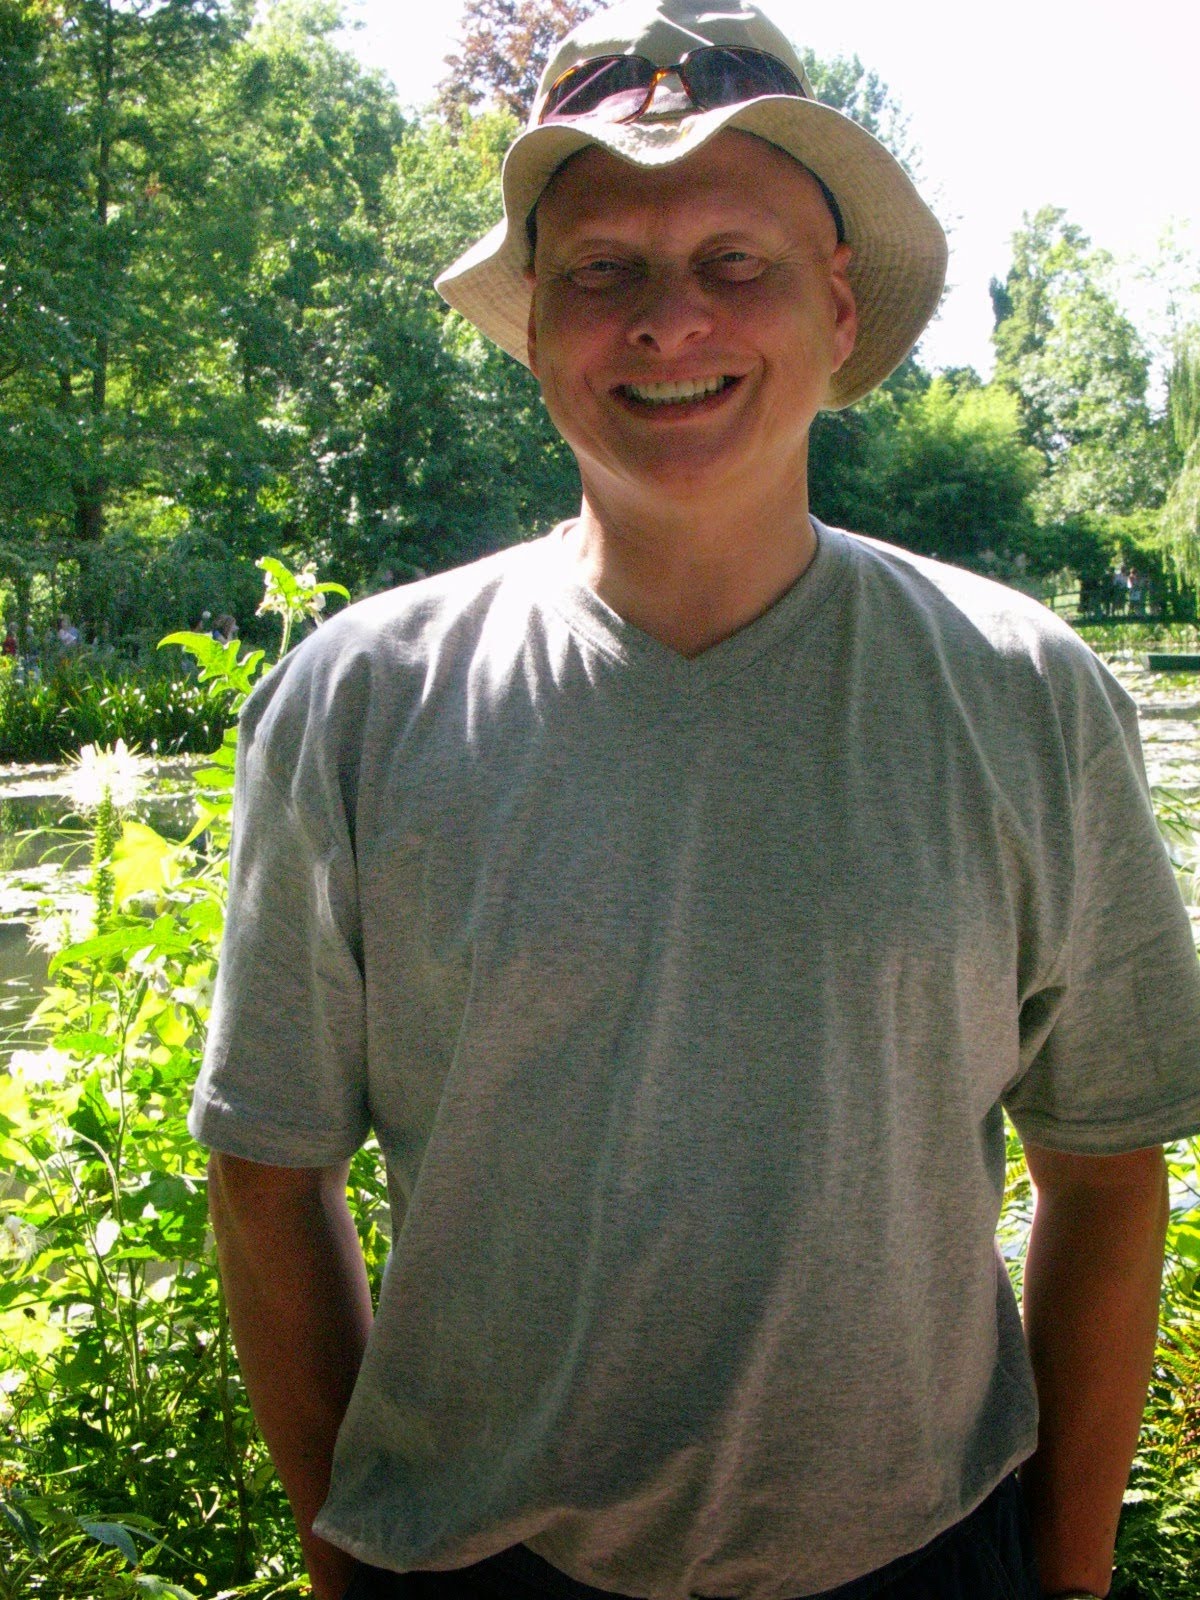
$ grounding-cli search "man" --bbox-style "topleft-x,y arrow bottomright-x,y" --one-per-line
191,3 -> 1200,1598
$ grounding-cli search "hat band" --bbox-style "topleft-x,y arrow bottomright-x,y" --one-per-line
539,46 -> 807,126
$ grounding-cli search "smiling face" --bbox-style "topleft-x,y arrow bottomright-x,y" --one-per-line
526,130 -> 857,533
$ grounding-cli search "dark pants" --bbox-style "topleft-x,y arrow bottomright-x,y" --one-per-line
342,1474 -> 1042,1600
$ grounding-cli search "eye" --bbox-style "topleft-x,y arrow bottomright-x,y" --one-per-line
565,258 -> 637,289
703,250 -> 765,282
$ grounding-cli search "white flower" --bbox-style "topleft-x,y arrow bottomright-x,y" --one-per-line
129,948 -> 171,995
0,1214 -> 39,1261
6,1047 -> 72,1086
172,973 -> 214,1010
94,1217 -> 119,1257
27,894 -> 95,955
66,739 -> 146,813
257,561 -> 315,619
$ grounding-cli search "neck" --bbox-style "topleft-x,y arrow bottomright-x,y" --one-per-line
566,475 -> 817,658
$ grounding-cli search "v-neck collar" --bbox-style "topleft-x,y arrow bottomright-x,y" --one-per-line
541,517 -> 851,698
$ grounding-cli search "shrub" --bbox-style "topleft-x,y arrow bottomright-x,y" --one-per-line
0,564 -> 358,1596
0,659 -> 233,764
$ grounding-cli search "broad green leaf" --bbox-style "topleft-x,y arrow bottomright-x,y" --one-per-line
113,822 -> 180,904
153,1005 -> 192,1048
134,1576 -> 198,1599
0,1075 -> 32,1133
79,1517 -> 140,1565
50,919 -> 193,975
56,1030 -> 120,1059
20,1497 -> 78,1529
0,1498 -> 43,1554
1166,1217 -> 1200,1269
48,925 -> 159,974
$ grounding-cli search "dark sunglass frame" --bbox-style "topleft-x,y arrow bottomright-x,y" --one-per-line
538,46 -> 808,126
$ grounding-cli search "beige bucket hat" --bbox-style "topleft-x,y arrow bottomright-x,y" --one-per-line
435,0 -> 947,410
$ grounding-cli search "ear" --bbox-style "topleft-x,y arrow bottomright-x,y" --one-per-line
524,268 -> 539,375
828,242 -> 857,375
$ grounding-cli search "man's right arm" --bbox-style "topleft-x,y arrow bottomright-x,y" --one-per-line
208,1150 -> 375,1600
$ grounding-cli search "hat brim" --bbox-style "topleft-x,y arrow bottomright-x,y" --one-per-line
435,96 -> 947,410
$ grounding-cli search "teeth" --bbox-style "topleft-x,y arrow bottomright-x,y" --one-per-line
625,376 -> 730,404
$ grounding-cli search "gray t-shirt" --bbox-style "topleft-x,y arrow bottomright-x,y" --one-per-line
191,521 -> 1200,1599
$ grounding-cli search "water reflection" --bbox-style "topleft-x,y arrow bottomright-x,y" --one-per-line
0,756 -> 200,1039
0,922 -> 48,1037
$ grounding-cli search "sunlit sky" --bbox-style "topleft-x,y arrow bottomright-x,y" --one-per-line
336,0 -> 1198,382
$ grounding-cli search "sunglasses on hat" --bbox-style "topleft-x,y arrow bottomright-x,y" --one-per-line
538,46 -> 807,125
536,46 -> 844,244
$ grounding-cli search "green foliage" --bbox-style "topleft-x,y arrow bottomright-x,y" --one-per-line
1073,621 -> 1200,653
799,48 -> 922,180
62,516 -> 267,658
862,377 -> 1043,570
0,659 -> 232,764
0,0 -> 88,541
0,0 -> 591,617
1042,509 -> 1194,624
810,368 -> 1051,581
0,683 -> 267,1589
991,208 -> 1167,522
254,557 -> 348,658
0,0 -> 239,559
1160,332 -> 1200,590
0,560 -> 374,1596
1120,778 -> 1200,1593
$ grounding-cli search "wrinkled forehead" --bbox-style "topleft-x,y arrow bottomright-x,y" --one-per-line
529,132 -> 843,256
533,0 -> 814,119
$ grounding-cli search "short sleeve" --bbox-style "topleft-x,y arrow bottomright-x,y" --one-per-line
189,668 -> 370,1166
1005,688 -> 1200,1153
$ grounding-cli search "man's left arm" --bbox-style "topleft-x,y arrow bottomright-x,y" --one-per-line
1020,1139 -> 1169,1598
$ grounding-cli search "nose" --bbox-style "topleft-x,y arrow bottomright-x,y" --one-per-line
626,267 -> 715,357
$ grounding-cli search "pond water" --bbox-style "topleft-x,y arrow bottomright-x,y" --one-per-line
1109,660 -> 1200,798
0,659 -> 1196,1042
0,756 -> 201,1043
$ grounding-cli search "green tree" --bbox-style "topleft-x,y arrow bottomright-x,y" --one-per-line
0,0 -> 247,637
0,0 -> 435,635
991,207 -> 1166,522
808,359 -> 926,531
799,48 -> 921,179
1159,330 -> 1200,589
354,108 -> 579,578
38,0 -> 234,546
166,0 -> 410,573
0,0 -> 93,616
848,377 -> 1045,573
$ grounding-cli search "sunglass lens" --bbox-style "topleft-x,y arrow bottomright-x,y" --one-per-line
683,47 -> 806,109
542,55 -> 655,121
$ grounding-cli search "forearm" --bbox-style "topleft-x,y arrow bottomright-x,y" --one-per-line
1020,1143 -> 1168,1597
209,1152 -> 375,1600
